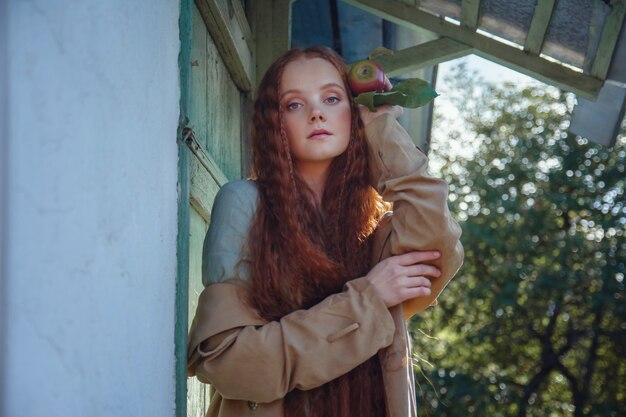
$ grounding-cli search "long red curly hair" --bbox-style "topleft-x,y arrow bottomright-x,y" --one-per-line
248,46 -> 388,417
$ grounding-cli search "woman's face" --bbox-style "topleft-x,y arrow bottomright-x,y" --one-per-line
279,57 -> 352,173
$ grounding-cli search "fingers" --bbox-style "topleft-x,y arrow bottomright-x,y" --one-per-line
391,104 -> 403,118
358,103 -> 403,127
403,263 -> 441,279
402,286 -> 431,299
371,104 -> 403,118
397,276 -> 433,302
365,250 -> 443,308
394,250 -> 441,266
400,275 -> 432,289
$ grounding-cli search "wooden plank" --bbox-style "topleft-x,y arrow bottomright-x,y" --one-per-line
372,37 -> 472,76
186,207 -> 210,417
204,30 -> 243,180
250,0 -> 273,80
524,0 -> 556,55
185,127 -> 225,417
273,0 -> 293,54
342,0 -> 604,99
251,0 -> 293,84
195,0 -> 254,91
190,153 -> 223,222
461,0 -> 481,30
184,128 -> 229,191
591,0 -> 626,79
191,5 -> 209,150
190,4 -> 243,179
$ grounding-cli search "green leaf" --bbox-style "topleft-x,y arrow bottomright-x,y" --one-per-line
354,91 -> 378,112
353,78 -> 438,111
390,78 -> 439,107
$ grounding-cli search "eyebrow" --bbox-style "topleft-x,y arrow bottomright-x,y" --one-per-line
280,82 -> 346,100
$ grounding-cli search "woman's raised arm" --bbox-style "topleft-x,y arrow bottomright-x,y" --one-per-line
362,109 -> 464,318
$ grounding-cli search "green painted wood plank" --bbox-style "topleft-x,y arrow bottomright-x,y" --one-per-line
461,0 -> 481,30
185,128 -> 229,192
204,32 -> 243,180
190,155 -> 222,222
591,0 -> 626,79
187,207 -> 210,417
524,0 -> 556,55
342,0 -> 603,99
195,0 -> 254,91
190,3 -> 244,181
191,5 -> 209,150
372,37 -> 472,77
175,2 -> 193,416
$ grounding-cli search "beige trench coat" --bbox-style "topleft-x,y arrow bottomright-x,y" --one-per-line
187,114 -> 465,417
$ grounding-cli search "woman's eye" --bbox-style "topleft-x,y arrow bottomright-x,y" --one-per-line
325,96 -> 340,104
286,102 -> 301,111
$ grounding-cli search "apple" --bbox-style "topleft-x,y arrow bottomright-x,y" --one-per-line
348,59 -> 386,95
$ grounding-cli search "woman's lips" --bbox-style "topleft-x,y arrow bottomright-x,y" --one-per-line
307,129 -> 332,140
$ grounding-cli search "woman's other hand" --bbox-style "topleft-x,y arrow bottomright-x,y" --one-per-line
364,251 -> 441,308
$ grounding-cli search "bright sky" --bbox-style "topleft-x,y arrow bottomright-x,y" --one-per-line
440,54 -> 537,87
429,54 -> 543,171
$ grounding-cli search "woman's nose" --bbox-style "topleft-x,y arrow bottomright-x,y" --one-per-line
309,107 -> 326,122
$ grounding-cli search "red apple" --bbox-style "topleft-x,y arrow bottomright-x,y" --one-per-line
348,59 -> 386,95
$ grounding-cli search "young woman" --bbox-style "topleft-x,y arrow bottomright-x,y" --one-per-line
187,46 -> 464,417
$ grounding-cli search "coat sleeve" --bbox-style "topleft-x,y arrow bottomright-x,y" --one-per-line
365,113 -> 464,318
187,181 -> 396,404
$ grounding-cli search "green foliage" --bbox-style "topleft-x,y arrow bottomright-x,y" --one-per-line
412,65 -> 626,417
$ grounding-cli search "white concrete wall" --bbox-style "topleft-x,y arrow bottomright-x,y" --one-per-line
2,1 -> 180,416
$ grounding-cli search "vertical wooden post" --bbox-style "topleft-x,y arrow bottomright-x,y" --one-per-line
250,0 -> 293,84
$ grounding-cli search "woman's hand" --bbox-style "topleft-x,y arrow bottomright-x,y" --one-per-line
358,104 -> 403,127
357,75 -> 402,127
365,251 -> 441,308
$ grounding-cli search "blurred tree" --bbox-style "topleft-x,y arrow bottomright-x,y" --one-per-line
412,65 -> 626,417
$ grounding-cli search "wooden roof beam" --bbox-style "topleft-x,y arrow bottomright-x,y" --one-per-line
342,0 -> 603,99
591,0 -> 626,79
461,0 -> 481,30
373,37 -> 473,77
524,0 -> 556,55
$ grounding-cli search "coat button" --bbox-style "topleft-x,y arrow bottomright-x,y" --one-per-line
248,401 -> 258,410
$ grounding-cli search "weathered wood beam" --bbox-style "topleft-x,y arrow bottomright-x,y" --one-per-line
196,0 -> 254,91
372,37 -> 473,77
342,0 -> 603,99
591,0 -> 626,79
251,0 -> 293,83
461,0 -> 481,30
524,0 -> 556,55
